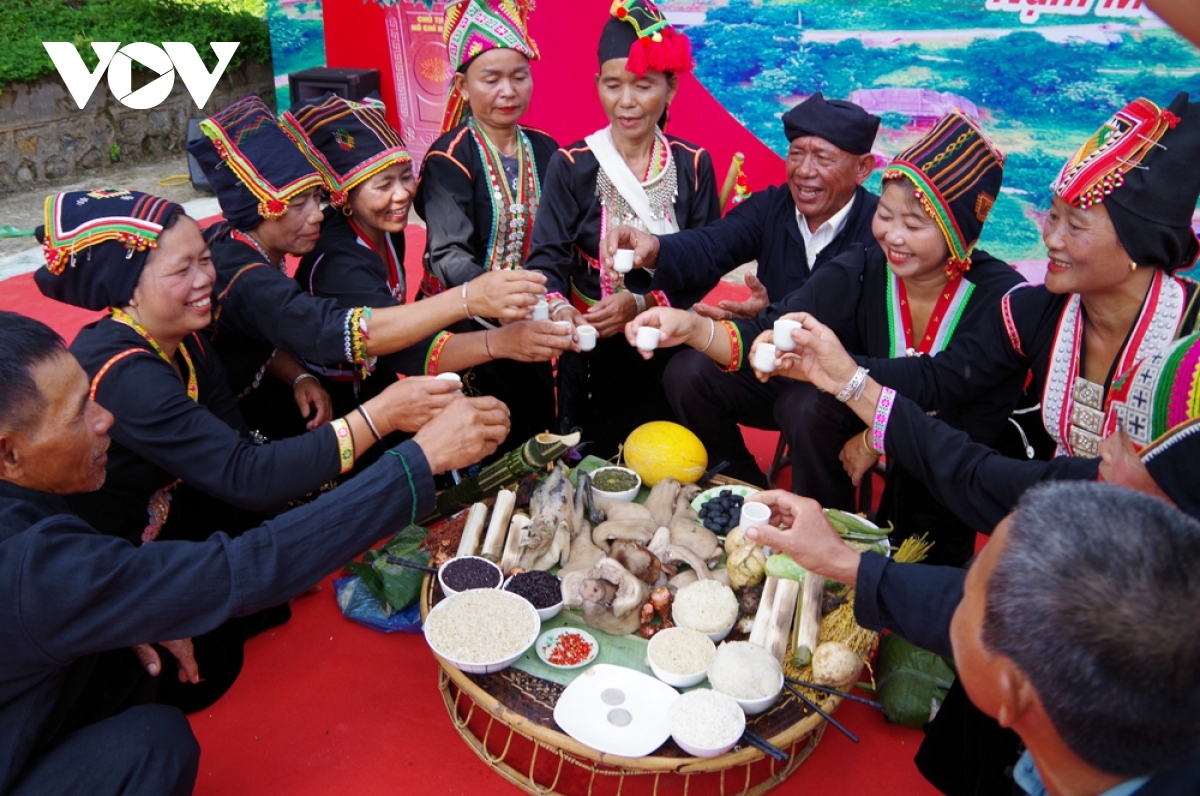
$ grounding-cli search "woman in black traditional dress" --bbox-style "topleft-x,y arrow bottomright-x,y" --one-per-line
186,95 -> 544,440
34,190 -> 462,711
283,92 -> 570,436
627,112 -> 1024,565
413,0 -> 562,451
525,0 -> 720,458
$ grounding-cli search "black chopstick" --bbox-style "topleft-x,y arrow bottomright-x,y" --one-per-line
384,555 -> 439,574
785,678 -> 882,710
742,729 -> 789,762
784,683 -> 859,744
698,460 -> 730,486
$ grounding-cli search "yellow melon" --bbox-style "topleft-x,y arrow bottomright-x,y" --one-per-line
623,421 -> 708,487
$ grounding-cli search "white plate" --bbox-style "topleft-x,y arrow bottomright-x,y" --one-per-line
553,664 -> 681,758
537,627 -> 599,669
690,485 -> 761,526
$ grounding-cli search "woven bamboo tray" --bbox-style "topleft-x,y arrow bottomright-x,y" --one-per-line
418,474 -> 875,796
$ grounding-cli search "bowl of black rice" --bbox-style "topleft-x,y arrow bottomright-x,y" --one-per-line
504,569 -> 563,621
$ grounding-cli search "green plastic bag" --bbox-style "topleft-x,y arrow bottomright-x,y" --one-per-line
873,634 -> 957,729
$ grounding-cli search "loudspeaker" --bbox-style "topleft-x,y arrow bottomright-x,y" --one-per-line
185,117 -> 211,193
287,67 -> 381,109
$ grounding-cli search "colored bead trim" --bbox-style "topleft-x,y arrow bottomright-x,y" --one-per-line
872,387 -> 896,456
331,418 -> 355,474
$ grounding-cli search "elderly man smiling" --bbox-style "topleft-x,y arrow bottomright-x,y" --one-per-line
0,311 -> 509,795
745,483 -> 1200,795
600,92 -> 880,317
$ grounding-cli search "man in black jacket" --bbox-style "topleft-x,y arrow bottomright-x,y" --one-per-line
601,92 -> 881,318
745,483 -> 1200,795
0,312 -> 509,795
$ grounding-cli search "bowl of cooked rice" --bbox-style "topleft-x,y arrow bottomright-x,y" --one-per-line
646,627 -> 716,688
707,641 -> 784,715
424,589 -> 540,674
668,689 -> 746,758
671,580 -> 739,642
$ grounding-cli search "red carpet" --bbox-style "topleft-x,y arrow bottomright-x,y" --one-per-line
1,225 -> 937,795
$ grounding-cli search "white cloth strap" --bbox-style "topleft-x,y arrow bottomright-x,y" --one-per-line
585,127 -> 680,235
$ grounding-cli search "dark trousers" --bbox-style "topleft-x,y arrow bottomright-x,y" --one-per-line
558,336 -> 678,461
664,349 -> 860,508
12,704 -> 199,796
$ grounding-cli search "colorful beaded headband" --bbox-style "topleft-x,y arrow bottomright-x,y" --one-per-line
282,96 -> 411,209
607,0 -> 693,77
1053,98 -> 1181,210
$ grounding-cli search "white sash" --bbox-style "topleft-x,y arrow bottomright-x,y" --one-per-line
585,127 -> 679,236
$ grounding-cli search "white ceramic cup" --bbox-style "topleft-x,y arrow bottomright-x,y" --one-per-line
576,324 -> 597,351
613,249 -> 635,274
436,372 -> 462,385
739,501 -> 771,532
773,319 -> 802,352
636,326 -> 661,351
752,342 -> 777,373
553,320 -> 574,333
532,299 -> 550,321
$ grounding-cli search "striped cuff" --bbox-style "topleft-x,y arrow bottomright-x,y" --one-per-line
650,289 -> 670,308
871,387 -> 897,456
717,321 -> 743,372
424,332 -> 452,376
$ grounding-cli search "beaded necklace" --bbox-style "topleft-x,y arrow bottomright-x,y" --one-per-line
110,307 -> 198,403
469,118 -> 540,272
231,229 -> 285,272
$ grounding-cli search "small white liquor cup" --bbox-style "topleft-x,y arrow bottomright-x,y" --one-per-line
738,501 -> 771,532
613,249 -> 635,274
773,319 -> 802,352
532,299 -> 550,321
576,325 -> 597,351
635,326 -> 661,352
753,342 -> 777,373
436,372 -> 463,389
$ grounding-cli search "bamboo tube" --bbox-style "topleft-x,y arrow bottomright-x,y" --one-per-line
480,489 -> 516,562
456,502 -> 489,558
430,431 -> 581,521
719,152 -> 746,208
748,575 -> 779,648
764,577 -> 801,663
499,514 -> 531,575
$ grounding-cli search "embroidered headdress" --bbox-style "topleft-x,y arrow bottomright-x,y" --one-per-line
598,0 -> 693,78
186,95 -> 324,230
1053,92 -> 1200,271
33,189 -> 183,310
282,94 -> 411,209
1104,330 -> 1200,518
882,111 -> 1006,279
440,0 -> 538,134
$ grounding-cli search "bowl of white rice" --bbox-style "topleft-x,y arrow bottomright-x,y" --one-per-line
707,641 -> 784,715
646,627 -> 716,688
668,689 -> 745,758
424,589 -> 540,674
671,580 -> 739,642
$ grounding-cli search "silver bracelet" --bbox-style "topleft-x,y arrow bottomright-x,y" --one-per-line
356,404 -> 383,443
292,372 -> 318,389
549,300 -> 570,317
698,317 -> 717,352
835,366 -> 869,403
461,282 -> 470,318
633,292 -> 647,314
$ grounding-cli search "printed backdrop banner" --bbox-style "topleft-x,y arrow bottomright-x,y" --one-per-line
318,0 -> 1200,271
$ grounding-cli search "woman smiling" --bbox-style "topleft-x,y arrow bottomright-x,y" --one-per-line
283,94 -> 570,437
34,190 -> 464,711
525,0 -> 719,458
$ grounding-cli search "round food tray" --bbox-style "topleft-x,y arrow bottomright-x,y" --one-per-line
419,475 -> 876,796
